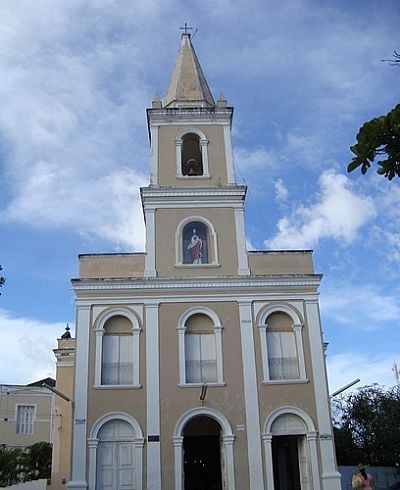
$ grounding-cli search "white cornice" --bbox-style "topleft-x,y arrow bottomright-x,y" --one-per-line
72,275 -> 322,293
141,186 -> 246,198
147,108 -> 233,126
140,186 -> 247,208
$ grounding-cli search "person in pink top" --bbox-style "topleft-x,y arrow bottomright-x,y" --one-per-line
352,463 -> 375,489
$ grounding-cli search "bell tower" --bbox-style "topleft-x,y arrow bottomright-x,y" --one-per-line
141,32 -> 250,278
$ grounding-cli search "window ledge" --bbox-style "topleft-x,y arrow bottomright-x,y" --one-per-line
175,263 -> 221,269
178,382 -> 226,388
262,379 -> 308,386
94,384 -> 142,390
176,175 -> 211,179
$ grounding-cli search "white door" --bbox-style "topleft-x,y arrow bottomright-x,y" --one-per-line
118,442 -> 135,490
97,420 -> 135,490
97,441 -> 135,490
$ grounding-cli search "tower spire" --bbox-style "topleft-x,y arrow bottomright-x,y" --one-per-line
163,31 -> 215,109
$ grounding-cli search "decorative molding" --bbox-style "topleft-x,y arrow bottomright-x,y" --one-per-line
73,275 -> 322,292
141,185 -> 246,200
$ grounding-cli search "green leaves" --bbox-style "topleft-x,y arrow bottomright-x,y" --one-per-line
348,104 -> 400,180
332,385 -> 400,467
0,442 -> 52,486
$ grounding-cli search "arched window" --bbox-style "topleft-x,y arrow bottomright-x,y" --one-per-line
182,133 -> 203,176
177,308 -> 224,386
258,306 -> 307,383
94,309 -> 141,388
102,316 -> 133,385
182,221 -> 209,264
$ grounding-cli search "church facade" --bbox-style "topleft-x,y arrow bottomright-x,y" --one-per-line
68,33 -> 341,490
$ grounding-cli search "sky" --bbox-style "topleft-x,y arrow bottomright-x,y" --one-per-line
0,0 -> 399,394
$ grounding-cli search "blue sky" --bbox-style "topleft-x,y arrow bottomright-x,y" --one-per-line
0,0 -> 399,392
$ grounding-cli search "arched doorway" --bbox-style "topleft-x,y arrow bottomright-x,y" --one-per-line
263,408 -> 320,490
96,419 -> 135,490
183,416 -> 222,489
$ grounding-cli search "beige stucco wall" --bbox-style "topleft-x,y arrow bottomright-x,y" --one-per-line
50,338 -> 75,490
0,388 -> 52,448
79,254 -> 145,279
249,251 -> 315,275
155,207 -> 239,276
157,125 -> 228,186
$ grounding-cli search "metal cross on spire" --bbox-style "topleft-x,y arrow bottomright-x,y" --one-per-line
179,22 -> 193,36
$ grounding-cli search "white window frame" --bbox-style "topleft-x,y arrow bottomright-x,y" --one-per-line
175,128 -> 210,179
175,216 -> 220,267
16,404 -> 36,434
258,305 -> 307,384
94,309 -> 142,389
177,307 -> 224,386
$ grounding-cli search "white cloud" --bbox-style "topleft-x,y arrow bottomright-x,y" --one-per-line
321,284 -> 400,328
0,309 -> 69,385
234,147 -> 277,172
327,353 -> 399,394
274,179 -> 288,202
266,170 -> 376,249
0,2 -> 151,250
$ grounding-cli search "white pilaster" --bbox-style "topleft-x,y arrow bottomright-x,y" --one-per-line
294,323 -> 307,380
67,304 -> 91,490
172,436 -> 184,490
223,124 -> 236,184
307,431 -> 321,490
175,139 -> 182,176
135,438 -> 145,490
238,301 -> 264,490
262,433 -> 274,490
145,303 -> 161,489
94,328 -> 103,386
222,434 -> 236,490
144,208 -> 156,278
258,324 -> 270,381
234,208 -> 250,276
199,138 -> 210,177
87,439 -> 98,490
150,125 -> 159,185
305,299 -> 341,490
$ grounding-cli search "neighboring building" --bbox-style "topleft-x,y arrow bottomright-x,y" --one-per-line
50,327 -> 75,490
68,33 -> 341,490
0,378 -> 55,449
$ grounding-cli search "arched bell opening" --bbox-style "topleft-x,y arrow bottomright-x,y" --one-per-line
181,133 -> 203,176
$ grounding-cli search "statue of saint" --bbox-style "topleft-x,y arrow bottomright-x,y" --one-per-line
187,229 -> 203,264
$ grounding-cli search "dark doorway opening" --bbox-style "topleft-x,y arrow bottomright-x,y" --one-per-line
272,435 -> 301,490
183,416 -> 222,490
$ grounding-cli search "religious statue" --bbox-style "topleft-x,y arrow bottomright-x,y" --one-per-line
187,229 -> 203,264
